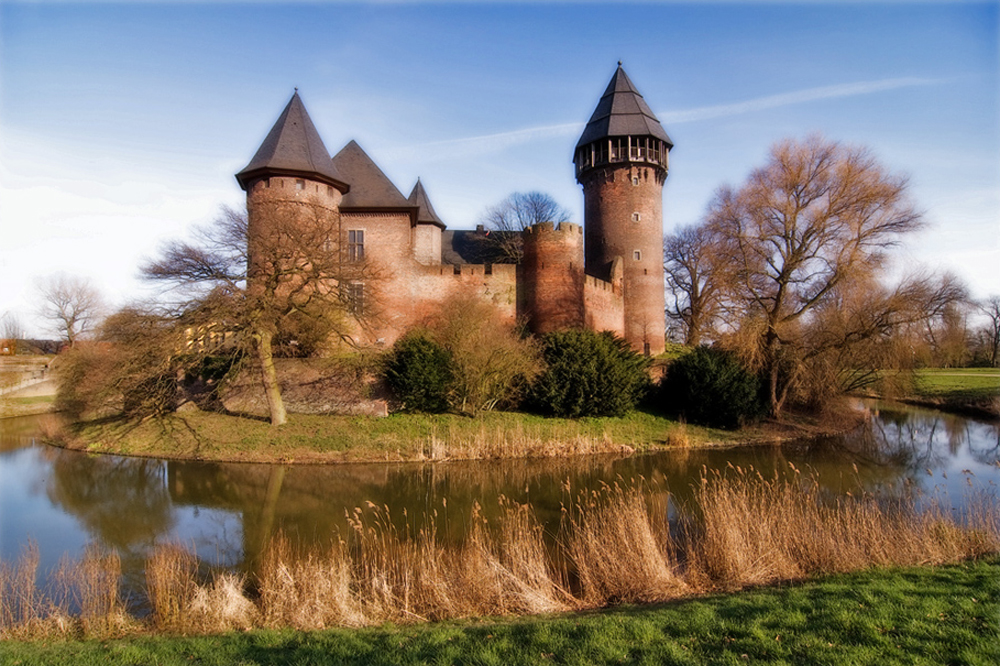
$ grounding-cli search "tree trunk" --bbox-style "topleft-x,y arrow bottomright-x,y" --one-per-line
255,328 -> 287,426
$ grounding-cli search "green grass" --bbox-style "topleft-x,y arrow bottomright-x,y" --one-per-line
912,368 -> 1000,403
62,408 -> 748,464
2,559 -> 996,665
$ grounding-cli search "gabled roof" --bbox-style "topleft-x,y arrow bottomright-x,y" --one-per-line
407,179 -> 446,230
331,141 -> 415,215
576,63 -> 673,149
236,91 -> 349,192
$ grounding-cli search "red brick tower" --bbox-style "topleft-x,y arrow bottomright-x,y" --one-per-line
574,64 -> 672,356
236,91 -> 350,274
521,222 -> 585,334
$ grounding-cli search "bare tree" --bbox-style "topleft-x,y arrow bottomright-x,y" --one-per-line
479,191 -> 572,263
1,312 -> 26,341
976,295 -> 1000,367
709,135 -> 924,416
36,274 -> 104,346
143,202 -> 377,426
663,220 -> 735,345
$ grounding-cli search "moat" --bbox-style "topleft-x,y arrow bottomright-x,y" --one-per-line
2,402 -> 998,609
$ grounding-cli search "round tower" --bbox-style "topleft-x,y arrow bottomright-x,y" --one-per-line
521,222 -> 585,334
574,64 -> 672,356
236,91 -> 350,279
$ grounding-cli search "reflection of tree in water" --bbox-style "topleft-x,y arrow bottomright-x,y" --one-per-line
47,453 -> 174,551
46,451 -> 177,607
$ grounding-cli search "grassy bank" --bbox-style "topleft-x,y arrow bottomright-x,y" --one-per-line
2,558 -> 996,665
902,368 -> 999,419
56,408 -> 781,464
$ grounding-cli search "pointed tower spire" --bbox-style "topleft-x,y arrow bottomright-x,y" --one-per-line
236,91 -> 349,192
575,63 -> 673,153
408,179 -> 446,230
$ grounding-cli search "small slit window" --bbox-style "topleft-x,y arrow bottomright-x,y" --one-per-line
631,212 -> 641,222
633,250 -> 641,261
632,176 -> 640,186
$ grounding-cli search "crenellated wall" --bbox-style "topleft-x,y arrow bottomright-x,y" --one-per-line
520,222 -> 585,334
583,273 -> 625,337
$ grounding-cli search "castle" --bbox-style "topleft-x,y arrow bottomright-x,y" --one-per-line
236,64 -> 672,356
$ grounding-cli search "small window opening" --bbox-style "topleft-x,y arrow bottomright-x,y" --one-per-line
632,212 -> 641,222
295,179 -> 305,190
633,250 -> 641,261
632,176 -> 640,186
348,230 -> 365,262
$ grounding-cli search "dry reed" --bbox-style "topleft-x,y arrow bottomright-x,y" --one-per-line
2,469 -> 997,639
563,481 -> 686,604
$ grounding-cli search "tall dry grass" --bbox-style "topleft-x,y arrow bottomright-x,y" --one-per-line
2,467 -> 997,638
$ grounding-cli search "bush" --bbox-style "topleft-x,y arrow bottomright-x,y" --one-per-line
383,330 -> 453,413
428,295 -> 541,415
529,329 -> 650,418
659,346 -> 764,429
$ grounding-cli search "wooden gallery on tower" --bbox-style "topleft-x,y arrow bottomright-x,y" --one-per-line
236,63 -> 673,356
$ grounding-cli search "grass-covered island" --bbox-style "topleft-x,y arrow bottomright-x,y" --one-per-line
2,559 -> 997,665
52,406 -> 862,465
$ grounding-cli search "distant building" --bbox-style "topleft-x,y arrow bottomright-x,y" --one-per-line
236,64 -> 672,355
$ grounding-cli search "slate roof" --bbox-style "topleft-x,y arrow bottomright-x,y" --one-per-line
576,64 -> 673,149
441,229 -> 517,265
236,91 -> 349,192
331,141 -> 416,218
407,179 -> 446,230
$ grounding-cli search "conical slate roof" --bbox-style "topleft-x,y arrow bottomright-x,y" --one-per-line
576,64 -> 673,149
331,140 -> 415,212
236,91 -> 349,192
408,179 -> 446,229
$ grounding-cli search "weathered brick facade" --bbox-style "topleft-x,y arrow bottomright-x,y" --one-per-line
237,64 -> 671,354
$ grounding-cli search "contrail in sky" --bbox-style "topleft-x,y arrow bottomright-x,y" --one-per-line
394,77 -> 941,162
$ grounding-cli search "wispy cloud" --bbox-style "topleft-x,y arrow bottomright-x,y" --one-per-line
394,77 -> 943,162
661,77 -> 942,124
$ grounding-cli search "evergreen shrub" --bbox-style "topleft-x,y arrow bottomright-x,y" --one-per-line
659,345 -> 765,429
383,331 -> 453,413
529,329 -> 650,418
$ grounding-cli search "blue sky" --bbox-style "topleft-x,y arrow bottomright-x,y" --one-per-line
1,1 -> 997,337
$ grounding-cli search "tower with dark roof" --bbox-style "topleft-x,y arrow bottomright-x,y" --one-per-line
237,91 -> 348,285
574,63 -> 672,355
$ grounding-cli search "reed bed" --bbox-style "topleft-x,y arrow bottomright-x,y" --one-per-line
3,466 -> 997,639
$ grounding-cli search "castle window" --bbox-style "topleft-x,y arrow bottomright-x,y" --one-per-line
345,282 -> 364,316
263,178 -> 270,188
632,176 -> 640,186
633,250 -> 641,261
632,212 -> 641,222
295,179 -> 305,190
328,186 -> 335,196
348,230 -> 365,262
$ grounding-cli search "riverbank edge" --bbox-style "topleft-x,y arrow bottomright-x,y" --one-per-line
2,558 -> 996,665
44,405 -> 867,466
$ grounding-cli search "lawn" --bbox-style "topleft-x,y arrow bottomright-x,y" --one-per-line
60,408 -> 748,464
2,559 -> 996,666
912,368 -> 1000,403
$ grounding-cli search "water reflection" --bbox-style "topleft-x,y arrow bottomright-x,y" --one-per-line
1,403 -> 997,604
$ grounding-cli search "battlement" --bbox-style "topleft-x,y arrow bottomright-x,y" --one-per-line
584,273 -> 618,293
523,221 -> 583,238
424,263 -> 517,278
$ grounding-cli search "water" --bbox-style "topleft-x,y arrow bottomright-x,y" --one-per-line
1,402 -> 997,606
